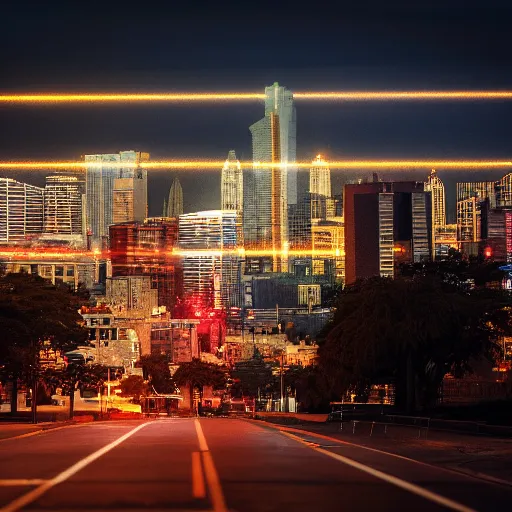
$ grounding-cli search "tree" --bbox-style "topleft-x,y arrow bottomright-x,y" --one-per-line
43,363 -> 108,419
120,375 -> 149,404
284,365 -> 332,412
319,274 -> 505,412
137,354 -> 175,394
0,272 -> 88,416
173,359 -> 227,409
231,352 -> 273,398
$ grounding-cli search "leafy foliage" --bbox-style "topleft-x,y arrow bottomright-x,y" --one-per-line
138,354 -> 175,394
120,375 -> 149,403
319,274 -> 508,411
173,358 -> 226,392
231,352 -> 273,397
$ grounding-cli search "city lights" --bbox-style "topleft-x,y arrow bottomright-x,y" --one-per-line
2,90 -> 512,103
1,159 -> 511,171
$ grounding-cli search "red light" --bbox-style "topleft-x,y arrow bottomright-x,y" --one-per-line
484,247 -> 492,258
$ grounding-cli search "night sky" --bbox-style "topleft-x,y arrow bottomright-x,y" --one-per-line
1,1 -> 512,221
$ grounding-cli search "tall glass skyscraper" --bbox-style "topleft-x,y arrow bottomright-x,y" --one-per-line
264,82 -> 297,206
221,150 -> 243,213
85,150 -> 149,248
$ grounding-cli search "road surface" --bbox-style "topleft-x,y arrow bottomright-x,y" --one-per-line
0,418 -> 510,511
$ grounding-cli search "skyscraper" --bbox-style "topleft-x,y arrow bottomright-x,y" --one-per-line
0,178 -> 44,243
425,169 -> 446,230
221,150 -> 243,213
85,150 -> 149,248
245,112 -> 285,272
264,82 -> 297,206
166,177 -> 183,217
309,155 -> 331,198
179,210 -> 242,309
344,181 -> 432,284
43,175 -> 85,242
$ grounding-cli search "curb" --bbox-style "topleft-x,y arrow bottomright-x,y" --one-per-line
0,420 -> 94,442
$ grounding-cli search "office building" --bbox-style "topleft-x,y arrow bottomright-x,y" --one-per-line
166,177 -> 183,217
425,169 -> 446,230
179,210 -> 242,309
309,155 -> 331,198
344,181 -> 432,284
221,150 -> 243,213
42,175 -> 85,244
0,178 -> 44,243
109,217 -> 180,312
85,150 -> 149,248
245,111 -> 285,272
265,82 -> 297,206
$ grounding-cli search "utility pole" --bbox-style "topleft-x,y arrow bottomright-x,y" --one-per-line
280,351 -> 285,412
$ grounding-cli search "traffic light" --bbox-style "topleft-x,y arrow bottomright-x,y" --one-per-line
484,246 -> 492,259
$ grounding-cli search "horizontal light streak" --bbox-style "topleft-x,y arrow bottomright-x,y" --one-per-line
2,91 -> 512,103
1,160 -> 511,170
0,248 -> 344,260
0,93 -> 266,103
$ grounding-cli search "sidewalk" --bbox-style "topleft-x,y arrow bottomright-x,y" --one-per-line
258,418 -> 512,486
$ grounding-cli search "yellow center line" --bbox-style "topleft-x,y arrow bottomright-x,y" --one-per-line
192,451 -> 206,499
194,419 -> 228,512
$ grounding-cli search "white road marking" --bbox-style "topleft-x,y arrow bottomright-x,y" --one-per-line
280,430 -> 477,512
0,422 -> 150,512
192,451 -> 206,499
0,480 -> 47,486
194,419 -> 228,512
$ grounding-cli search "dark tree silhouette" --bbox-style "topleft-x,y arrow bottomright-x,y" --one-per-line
0,272 -> 88,416
320,274 -> 506,412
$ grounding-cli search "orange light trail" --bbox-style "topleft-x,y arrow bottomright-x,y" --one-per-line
0,248 -> 344,260
2,91 -> 512,103
1,160 -> 511,171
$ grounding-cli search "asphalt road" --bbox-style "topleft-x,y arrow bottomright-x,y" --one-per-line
0,418 -> 510,511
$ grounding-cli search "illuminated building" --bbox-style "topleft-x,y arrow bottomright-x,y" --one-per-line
265,82 -> 297,206
309,155 -> 331,198
311,219 -> 345,282
0,178 -> 44,243
85,151 -> 149,248
425,169 -> 446,230
221,150 -> 243,213
245,111 -> 285,272
495,172 -> 512,207
109,217 -> 180,312
344,181 -> 432,284
42,175 -> 85,245
179,210 -> 242,309
166,177 -> 183,217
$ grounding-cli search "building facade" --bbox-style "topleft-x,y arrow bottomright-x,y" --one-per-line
309,155 -> 331,198
179,210 -> 242,309
109,217 -> 180,312
344,181 -> 432,284
0,178 -> 44,244
43,175 -> 85,244
221,150 -> 243,214
85,150 -> 149,248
